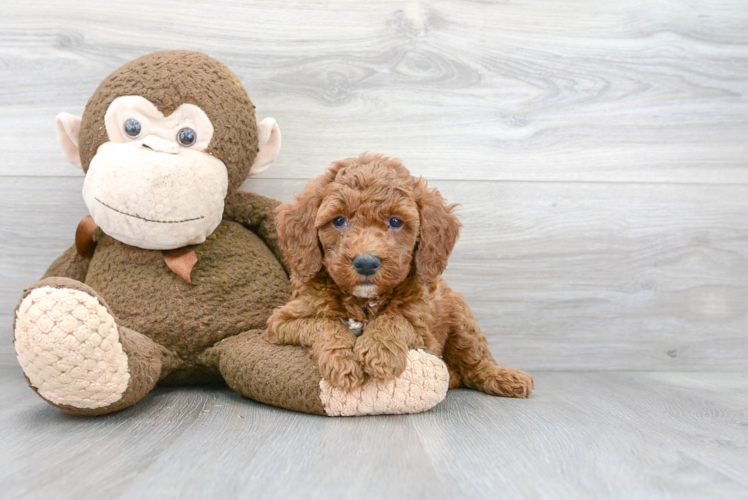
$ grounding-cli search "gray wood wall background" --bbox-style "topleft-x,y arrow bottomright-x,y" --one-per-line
1,0 -> 746,371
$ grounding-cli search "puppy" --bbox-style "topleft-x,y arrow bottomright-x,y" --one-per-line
265,153 -> 534,398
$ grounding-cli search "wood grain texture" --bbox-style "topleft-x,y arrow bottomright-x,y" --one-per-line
3,177 -> 746,371
0,0 -> 747,182
2,2 -> 748,370
1,365 -> 747,499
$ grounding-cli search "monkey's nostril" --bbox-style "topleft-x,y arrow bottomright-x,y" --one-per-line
352,254 -> 381,276
141,135 -> 180,154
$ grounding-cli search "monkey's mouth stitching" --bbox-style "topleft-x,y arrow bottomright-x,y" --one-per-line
95,197 -> 204,224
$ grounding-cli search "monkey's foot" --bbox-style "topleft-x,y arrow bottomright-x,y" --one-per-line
14,286 -> 130,410
319,349 -> 449,416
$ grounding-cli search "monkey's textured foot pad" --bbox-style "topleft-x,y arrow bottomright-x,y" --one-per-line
14,286 -> 130,409
319,349 -> 449,416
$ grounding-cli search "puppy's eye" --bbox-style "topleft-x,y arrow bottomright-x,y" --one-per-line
124,119 -> 141,138
388,217 -> 404,229
332,217 -> 348,228
177,128 -> 196,147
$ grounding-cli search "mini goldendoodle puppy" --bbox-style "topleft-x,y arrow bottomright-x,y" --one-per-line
265,153 -> 534,398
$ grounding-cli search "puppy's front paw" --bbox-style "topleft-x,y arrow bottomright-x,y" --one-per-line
354,334 -> 408,381
317,348 -> 366,391
262,328 -> 280,344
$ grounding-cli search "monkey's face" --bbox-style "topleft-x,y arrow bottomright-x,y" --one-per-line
82,96 -> 228,250
56,51 -> 282,251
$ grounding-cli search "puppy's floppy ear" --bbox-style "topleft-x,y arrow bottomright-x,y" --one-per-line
413,179 -> 461,284
276,177 -> 325,282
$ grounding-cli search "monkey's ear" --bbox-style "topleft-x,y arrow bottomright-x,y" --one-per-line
249,117 -> 281,176
56,113 -> 83,169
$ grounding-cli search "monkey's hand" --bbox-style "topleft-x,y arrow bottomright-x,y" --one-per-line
224,191 -> 286,269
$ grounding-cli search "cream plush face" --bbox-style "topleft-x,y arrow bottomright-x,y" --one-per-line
81,96 -> 228,250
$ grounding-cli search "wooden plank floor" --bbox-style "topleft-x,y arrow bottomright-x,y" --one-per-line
1,358 -> 746,500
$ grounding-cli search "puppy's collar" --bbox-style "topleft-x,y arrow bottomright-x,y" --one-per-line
341,318 -> 366,336
362,298 -> 383,319
341,300 -> 381,336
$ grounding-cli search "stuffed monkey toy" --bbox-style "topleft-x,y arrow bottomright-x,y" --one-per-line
12,51 -> 448,416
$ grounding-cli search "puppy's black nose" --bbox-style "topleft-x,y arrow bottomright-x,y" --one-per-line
352,254 -> 381,276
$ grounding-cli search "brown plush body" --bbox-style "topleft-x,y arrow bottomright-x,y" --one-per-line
13,51 -> 322,414
266,153 -> 534,397
25,192 -> 332,414
46,196 -> 289,382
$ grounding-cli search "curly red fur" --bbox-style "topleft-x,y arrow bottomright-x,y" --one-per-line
267,153 -> 534,397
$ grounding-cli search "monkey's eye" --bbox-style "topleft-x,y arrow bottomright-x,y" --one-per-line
177,128 -> 196,147
124,119 -> 141,138
388,217 -> 404,229
332,217 -> 348,229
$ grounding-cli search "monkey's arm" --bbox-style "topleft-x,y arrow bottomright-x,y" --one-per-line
223,191 -> 287,273
42,245 -> 92,282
